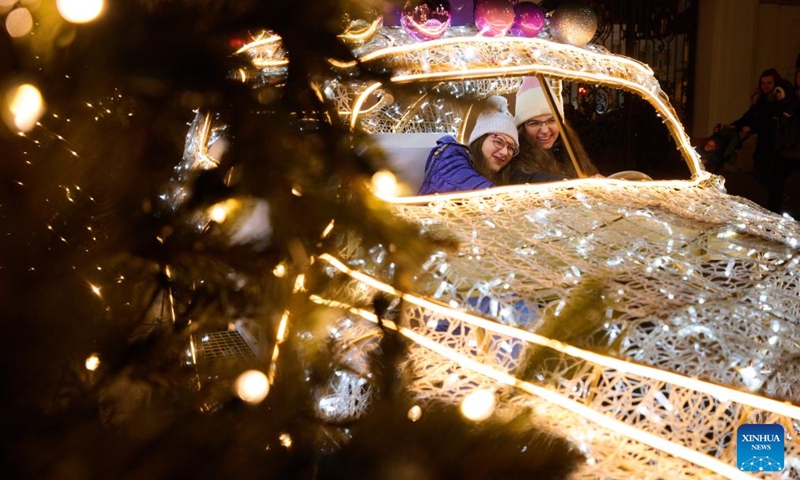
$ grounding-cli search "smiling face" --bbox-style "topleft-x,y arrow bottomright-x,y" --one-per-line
523,114 -> 560,150
480,133 -> 518,172
760,75 -> 776,95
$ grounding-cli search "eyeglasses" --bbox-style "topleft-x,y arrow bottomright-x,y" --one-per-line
490,134 -> 519,157
524,117 -> 558,129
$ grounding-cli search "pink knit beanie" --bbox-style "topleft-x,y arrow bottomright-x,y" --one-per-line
514,76 -> 562,127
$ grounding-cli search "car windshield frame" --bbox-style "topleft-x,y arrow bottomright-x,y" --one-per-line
342,34 -> 701,179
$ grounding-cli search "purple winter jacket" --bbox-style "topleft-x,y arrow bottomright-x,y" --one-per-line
417,135 -> 494,195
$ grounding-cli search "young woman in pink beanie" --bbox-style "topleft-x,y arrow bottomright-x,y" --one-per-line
513,76 -> 598,179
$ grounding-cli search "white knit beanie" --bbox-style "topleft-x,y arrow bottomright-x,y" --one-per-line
467,95 -> 519,146
514,76 -> 563,127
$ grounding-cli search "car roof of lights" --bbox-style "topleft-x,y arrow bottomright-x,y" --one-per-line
235,25 -> 708,195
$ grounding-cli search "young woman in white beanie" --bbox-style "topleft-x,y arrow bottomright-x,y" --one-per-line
513,76 -> 598,179
418,95 -> 524,195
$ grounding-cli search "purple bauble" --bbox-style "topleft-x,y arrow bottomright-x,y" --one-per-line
401,0 -> 452,42
509,2 -> 545,38
474,0 -> 514,37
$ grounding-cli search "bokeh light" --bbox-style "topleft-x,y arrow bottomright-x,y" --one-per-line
6,7 -> 33,38
407,404 -> 422,421
370,169 -> 398,197
209,203 -> 229,223
84,353 -> 100,371
207,199 -> 240,224
272,262 -> 287,278
460,388 -> 496,421
2,82 -> 45,133
56,0 -> 103,24
234,369 -> 270,405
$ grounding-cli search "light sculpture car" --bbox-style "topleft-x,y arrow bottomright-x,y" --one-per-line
192,22 -> 800,480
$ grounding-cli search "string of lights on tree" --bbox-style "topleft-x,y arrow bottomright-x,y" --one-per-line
2,1 -> 798,480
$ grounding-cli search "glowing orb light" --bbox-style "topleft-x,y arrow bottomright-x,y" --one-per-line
85,354 -> 100,371
5,8 -> 33,38
550,1 -> 598,46
460,388 -> 496,421
407,405 -> 422,421
401,0 -> 452,42
209,204 -> 229,223
371,169 -> 399,197
3,82 -> 45,133
57,0 -> 104,24
474,0 -> 515,37
509,2 -> 545,38
234,369 -> 270,405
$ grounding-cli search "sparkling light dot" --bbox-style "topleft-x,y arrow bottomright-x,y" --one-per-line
234,369 -> 270,405
279,432 -> 292,448
85,353 -> 100,371
57,0 -> 104,23
460,388 -> 496,421
6,8 -> 33,38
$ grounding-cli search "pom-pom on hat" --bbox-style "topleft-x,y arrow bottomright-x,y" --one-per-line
467,95 -> 519,146
514,76 -> 563,126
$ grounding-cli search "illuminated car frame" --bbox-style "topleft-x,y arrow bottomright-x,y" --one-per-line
231,26 -> 800,479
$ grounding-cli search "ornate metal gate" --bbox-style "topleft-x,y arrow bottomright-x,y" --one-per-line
542,0 -> 698,173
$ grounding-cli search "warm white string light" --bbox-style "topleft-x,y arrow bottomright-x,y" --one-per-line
307,293 -> 757,480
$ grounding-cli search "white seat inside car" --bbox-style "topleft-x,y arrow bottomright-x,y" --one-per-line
372,132 -> 444,196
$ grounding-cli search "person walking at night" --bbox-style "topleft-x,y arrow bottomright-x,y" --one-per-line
730,68 -> 784,188
766,78 -> 800,213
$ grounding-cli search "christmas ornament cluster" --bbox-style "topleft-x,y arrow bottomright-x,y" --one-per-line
382,0 -> 597,46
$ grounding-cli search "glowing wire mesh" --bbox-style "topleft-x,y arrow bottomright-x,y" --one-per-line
316,179 -> 800,479
232,25 -> 800,478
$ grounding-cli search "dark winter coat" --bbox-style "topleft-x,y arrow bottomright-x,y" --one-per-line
774,79 -> 800,160
417,135 -> 494,195
508,167 -> 566,184
732,92 -> 781,162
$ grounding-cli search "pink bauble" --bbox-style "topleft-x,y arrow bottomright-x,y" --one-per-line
401,0 -> 452,42
510,2 -> 545,38
474,0 -> 515,37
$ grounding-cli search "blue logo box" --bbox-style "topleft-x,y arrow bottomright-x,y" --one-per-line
737,423 -> 784,472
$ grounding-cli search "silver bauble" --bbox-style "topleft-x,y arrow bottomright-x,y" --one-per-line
550,1 -> 597,47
